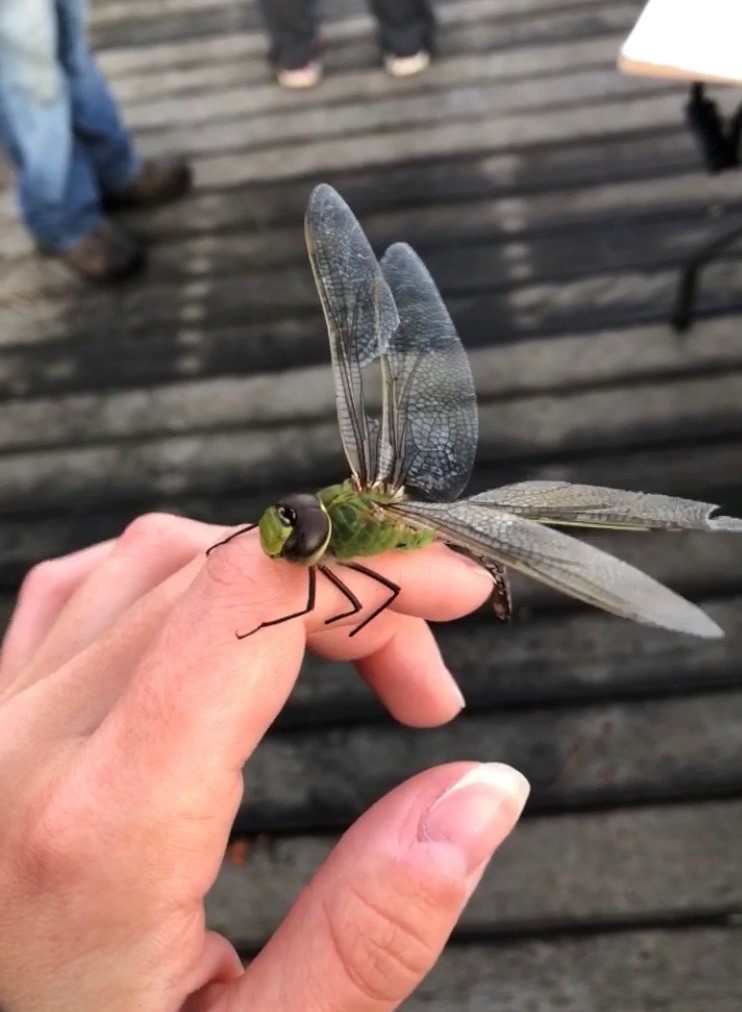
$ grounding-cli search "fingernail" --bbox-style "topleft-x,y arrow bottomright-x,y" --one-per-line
449,676 -> 466,711
419,763 -> 530,875
459,556 -> 497,586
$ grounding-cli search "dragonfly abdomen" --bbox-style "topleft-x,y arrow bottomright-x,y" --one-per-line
325,493 -> 434,560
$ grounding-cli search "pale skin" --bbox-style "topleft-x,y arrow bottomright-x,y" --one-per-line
0,513 -> 530,1012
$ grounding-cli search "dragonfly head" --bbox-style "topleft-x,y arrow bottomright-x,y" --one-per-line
258,494 -> 331,566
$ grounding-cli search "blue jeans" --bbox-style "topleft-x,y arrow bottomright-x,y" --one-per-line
0,0 -> 140,250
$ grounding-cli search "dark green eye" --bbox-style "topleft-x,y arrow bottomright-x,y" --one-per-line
277,505 -> 296,527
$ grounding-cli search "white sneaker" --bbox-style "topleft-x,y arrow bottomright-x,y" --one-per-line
384,51 -> 431,78
276,61 -> 322,89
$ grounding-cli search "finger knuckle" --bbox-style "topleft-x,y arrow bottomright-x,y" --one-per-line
15,781 -> 95,891
117,512 -> 177,552
320,862 -> 455,1004
18,559 -> 68,610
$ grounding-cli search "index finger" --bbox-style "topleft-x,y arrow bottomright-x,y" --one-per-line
93,530 -> 493,793
0,540 -> 114,686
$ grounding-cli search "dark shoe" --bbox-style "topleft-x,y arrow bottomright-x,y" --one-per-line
38,222 -> 146,282
104,158 -> 192,210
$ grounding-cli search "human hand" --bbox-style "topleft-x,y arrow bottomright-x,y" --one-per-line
0,513 -> 529,1012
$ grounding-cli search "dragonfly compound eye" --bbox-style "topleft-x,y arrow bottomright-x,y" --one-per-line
276,505 -> 297,527
279,495 -> 331,564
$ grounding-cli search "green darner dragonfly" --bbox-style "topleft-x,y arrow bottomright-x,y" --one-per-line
213,183 -> 742,640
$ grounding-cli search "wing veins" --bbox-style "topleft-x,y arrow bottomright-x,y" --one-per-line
390,499 -> 723,638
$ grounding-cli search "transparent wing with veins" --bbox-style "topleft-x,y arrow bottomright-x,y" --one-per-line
304,184 -> 398,487
471,481 -> 742,532
375,242 -> 478,501
390,497 -> 726,638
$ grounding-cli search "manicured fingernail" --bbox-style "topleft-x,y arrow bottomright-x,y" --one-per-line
419,764 -> 530,875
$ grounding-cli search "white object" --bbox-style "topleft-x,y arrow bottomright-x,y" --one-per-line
619,0 -> 742,85
384,51 -> 431,78
276,62 -> 322,89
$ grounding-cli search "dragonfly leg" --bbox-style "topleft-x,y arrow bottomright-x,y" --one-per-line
235,566 -> 317,639
320,565 -> 363,625
337,562 -> 400,638
206,523 -> 258,557
447,545 -> 512,622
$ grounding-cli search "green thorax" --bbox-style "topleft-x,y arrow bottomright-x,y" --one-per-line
318,479 -> 435,560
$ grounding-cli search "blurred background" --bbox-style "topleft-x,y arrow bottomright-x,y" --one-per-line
1,0 -> 741,1007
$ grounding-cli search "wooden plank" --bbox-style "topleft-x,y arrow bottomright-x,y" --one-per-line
103,9 -> 628,74
91,0 -> 368,20
141,171 -> 739,271
89,5 -> 257,51
57,15 -> 672,186
3,148 -> 739,349
81,129 -> 700,245
233,692 -> 742,832
92,0 -> 617,76
187,91 -> 687,189
284,596 -> 742,725
402,929 -> 742,1011
206,800 -> 742,947
0,123 -> 707,270
92,0 -> 264,28
129,68 -> 664,157
5,217 -> 742,371
2,316 -> 742,451
475,440 -> 742,507
119,34 -> 650,134
1,367 -> 741,508
108,32 -> 621,109
0,113 -> 701,251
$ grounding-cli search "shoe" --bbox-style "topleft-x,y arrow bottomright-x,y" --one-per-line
37,222 -> 146,282
104,158 -> 192,211
384,50 -> 431,78
275,61 -> 322,89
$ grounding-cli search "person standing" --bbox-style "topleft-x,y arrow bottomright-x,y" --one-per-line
0,0 -> 191,282
257,0 -> 435,89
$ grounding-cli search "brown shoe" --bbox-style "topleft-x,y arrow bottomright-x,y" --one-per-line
104,158 -> 192,210
38,222 -> 146,282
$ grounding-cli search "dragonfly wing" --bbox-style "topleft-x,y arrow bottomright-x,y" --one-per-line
391,498 -> 723,638
376,243 -> 478,501
472,481 -> 742,532
305,184 -> 399,486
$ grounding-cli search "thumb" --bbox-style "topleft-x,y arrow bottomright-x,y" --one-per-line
190,761 -> 529,1012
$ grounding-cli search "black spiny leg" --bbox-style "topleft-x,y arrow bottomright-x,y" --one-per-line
236,566 -> 317,639
486,562 -> 513,623
338,562 -> 400,637
206,523 -> 258,557
321,565 -> 363,626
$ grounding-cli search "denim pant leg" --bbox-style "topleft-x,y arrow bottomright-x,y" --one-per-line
256,0 -> 319,69
367,0 -> 435,57
0,0 -> 101,248
57,0 -> 140,196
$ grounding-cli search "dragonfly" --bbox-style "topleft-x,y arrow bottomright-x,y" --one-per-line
212,183 -> 742,640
